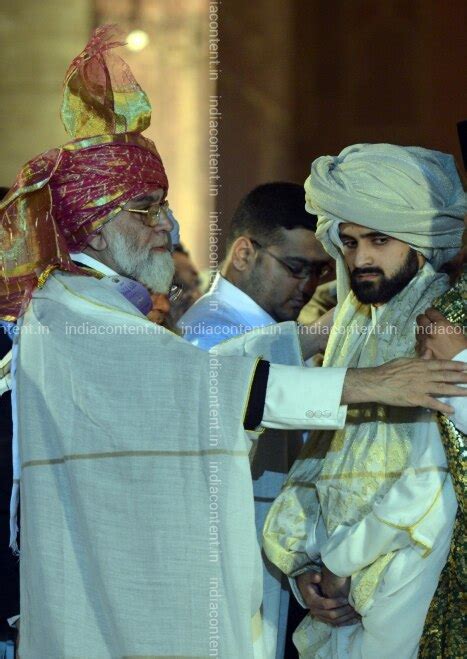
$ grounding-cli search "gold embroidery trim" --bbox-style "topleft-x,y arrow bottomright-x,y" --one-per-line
372,479 -> 448,556
22,448 -> 249,470
37,264 -> 59,288
313,466 -> 448,481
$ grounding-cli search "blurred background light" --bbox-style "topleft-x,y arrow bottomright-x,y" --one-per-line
126,28 -> 149,51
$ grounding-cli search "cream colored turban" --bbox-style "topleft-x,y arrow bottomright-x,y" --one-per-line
304,143 -> 466,302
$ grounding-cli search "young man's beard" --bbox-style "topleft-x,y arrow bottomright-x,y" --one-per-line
103,222 -> 175,294
350,249 -> 419,304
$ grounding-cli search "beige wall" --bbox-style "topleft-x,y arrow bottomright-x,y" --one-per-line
0,0 -> 91,185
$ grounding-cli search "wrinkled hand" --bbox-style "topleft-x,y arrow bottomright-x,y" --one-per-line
297,571 -> 360,627
416,308 -> 467,361
343,357 -> 467,415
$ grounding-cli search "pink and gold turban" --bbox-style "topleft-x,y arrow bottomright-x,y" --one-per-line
0,25 -> 168,321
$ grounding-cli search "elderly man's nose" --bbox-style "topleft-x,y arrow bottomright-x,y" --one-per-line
153,213 -> 172,231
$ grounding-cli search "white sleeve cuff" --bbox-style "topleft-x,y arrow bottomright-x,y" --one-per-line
262,364 -> 347,430
320,512 -> 410,577
7,614 -> 20,628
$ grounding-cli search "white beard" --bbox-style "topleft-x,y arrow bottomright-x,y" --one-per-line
102,222 -> 175,294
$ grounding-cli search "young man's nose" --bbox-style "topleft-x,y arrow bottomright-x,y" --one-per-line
354,246 -> 374,268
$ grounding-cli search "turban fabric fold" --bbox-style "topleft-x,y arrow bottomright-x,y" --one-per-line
0,25 -> 168,321
304,143 -> 466,303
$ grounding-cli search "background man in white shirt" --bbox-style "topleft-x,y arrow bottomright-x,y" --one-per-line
179,182 -> 334,350
179,182 -> 337,658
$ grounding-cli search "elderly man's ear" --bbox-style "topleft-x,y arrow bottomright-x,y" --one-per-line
230,237 -> 257,272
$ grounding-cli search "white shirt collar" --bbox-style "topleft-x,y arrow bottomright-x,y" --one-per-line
71,252 -> 117,277
210,273 -> 275,327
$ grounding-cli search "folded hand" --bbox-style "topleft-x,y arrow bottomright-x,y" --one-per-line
297,570 -> 360,627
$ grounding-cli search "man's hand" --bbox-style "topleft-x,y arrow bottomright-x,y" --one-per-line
297,571 -> 359,627
342,358 -> 467,414
298,307 -> 335,359
320,565 -> 351,600
416,308 -> 467,360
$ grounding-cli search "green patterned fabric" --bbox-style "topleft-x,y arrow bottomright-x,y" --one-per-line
419,272 -> 466,659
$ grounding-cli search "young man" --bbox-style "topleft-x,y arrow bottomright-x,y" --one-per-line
263,143 -> 467,658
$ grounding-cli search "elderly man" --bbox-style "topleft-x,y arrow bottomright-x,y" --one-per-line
1,31 -> 466,658
263,144 -> 467,658
179,181 -> 333,658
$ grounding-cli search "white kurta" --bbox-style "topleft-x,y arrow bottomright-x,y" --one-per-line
17,269 -> 346,659
264,273 -> 459,659
291,412 -> 457,659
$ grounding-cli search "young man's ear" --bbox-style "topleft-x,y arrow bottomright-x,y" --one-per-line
231,236 -> 256,272
87,232 -> 108,252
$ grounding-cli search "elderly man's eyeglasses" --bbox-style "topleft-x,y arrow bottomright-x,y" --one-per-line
126,200 -> 175,229
250,239 -> 332,280
168,284 -> 183,303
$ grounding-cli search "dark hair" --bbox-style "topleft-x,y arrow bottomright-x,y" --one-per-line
173,242 -> 189,256
0,187 -> 10,201
226,182 -> 317,249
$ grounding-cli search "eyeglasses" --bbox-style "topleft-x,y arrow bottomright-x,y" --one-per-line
168,284 -> 183,303
126,200 -> 174,229
250,239 -> 332,281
